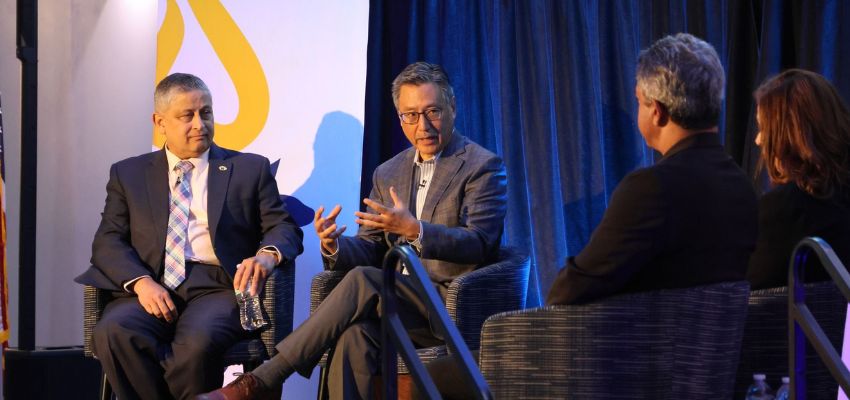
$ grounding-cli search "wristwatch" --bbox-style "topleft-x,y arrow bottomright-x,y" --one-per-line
256,247 -> 282,265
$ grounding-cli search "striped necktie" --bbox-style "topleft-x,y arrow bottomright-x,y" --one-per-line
163,160 -> 194,289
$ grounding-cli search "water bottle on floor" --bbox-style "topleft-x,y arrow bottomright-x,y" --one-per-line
745,373 -> 774,400
775,377 -> 790,400
236,277 -> 268,331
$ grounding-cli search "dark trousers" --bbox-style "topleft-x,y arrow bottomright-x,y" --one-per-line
274,266 -> 442,400
92,263 -> 244,400
418,350 -> 481,400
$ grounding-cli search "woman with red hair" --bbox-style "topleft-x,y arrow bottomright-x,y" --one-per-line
747,69 -> 850,289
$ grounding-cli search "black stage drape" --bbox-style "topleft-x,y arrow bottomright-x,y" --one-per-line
361,0 -> 850,306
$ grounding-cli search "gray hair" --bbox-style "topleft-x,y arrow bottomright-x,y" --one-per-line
154,73 -> 211,112
391,62 -> 455,110
636,33 -> 725,130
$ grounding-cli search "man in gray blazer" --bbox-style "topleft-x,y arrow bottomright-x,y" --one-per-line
200,62 -> 507,399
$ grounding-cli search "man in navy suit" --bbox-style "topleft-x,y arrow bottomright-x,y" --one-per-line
75,73 -> 303,400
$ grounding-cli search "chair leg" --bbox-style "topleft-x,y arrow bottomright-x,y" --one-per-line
100,373 -> 114,400
317,365 -> 330,400
316,347 -> 334,400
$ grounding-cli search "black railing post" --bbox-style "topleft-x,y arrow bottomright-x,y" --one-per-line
16,0 -> 38,352
381,257 -> 399,400
787,237 -> 850,399
380,245 -> 491,400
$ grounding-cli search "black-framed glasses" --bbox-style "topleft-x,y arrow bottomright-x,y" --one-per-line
399,108 -> 443,124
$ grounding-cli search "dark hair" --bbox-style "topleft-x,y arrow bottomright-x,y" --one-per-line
755,69 -> 850,197
391,62 -> 455,110
154,73 -> 210,112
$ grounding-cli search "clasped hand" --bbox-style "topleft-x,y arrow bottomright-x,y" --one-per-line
132,252 -> 277,322
233,253 -> 278,297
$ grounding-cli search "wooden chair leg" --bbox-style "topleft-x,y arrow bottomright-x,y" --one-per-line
372,374 -> 415,400
100,373 -> 113,400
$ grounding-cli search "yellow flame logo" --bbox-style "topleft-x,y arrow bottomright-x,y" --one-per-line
154,0 -> 270,151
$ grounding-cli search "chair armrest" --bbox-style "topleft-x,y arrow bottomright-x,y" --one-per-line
260,260 -> 296,358
479,281 -> 750,399
83,263 -> 295,360
445,247 -> 530,348
310,270 -> 348,314
83,285 -> 112,358
734,282 -> 846,398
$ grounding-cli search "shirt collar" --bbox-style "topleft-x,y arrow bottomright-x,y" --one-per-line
164,146 -> 210,173
661,131 -> 720,160
413,150 -> 442,167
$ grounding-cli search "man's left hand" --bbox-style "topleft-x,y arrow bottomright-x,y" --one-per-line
233,252 -> 277,296
355,186 -> 420,240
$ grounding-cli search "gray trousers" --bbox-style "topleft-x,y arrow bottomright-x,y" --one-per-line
276,266 -> 443,399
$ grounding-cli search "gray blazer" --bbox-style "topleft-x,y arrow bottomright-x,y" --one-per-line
330,133 -> 507,299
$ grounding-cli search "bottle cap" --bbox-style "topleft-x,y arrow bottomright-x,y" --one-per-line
754,373 -> 766,380
782,377 -> 790,383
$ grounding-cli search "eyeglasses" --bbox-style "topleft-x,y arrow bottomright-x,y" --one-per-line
399,108 -> 443,125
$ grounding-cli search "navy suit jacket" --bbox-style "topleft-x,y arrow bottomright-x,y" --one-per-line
76,144 -> 303,291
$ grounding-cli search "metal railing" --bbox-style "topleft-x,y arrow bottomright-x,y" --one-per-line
789,237 -> 850,398
380,245 -> 492,400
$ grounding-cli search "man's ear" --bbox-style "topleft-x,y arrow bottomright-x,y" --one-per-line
652,100 -> 670,127
152,113 -> 164,134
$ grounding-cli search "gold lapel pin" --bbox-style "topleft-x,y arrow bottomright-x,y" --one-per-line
219,165 -> 228,171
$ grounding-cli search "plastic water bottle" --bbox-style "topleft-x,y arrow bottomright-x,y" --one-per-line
745,373 -> 774,400
775,377 -> 790,400
235,277 -> 268,331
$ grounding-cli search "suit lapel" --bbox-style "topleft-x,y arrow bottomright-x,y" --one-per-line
146,150 -> 170,273
383,150 -> 416,245
421,134 -> 466,223
207,145 -> 232,245
395,151 -> 416,214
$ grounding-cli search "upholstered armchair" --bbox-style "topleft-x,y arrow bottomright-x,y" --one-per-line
734,282 -> 846,400
310,246 -> 530,395
83,261 -> 295,400
478,280 -> 751,399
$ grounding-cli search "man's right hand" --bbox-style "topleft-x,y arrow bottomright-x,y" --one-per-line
314,205 -> 346,254
131,276 -> 178,322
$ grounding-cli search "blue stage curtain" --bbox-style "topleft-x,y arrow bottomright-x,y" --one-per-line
362,0 -> 850,307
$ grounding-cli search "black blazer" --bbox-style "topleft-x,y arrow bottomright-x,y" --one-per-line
76,144 -> 303,291
546,133 -> 758,305
747,183 -> 850,289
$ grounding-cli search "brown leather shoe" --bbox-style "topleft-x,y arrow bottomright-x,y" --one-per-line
196,373 -> 281,400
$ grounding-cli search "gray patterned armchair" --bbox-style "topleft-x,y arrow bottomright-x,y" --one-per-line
734,282 -> 846,400
82,261 -> 296,400
478,280 -> 750,399
309,246 -> 530,390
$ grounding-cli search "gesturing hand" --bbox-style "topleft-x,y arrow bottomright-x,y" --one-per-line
314,205 -> 346,254
355,186 -> 420,239
132,277 -> 178,323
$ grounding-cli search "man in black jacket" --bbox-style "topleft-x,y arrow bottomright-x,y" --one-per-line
426,33 -> 758,399
547,33 -> 757,305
